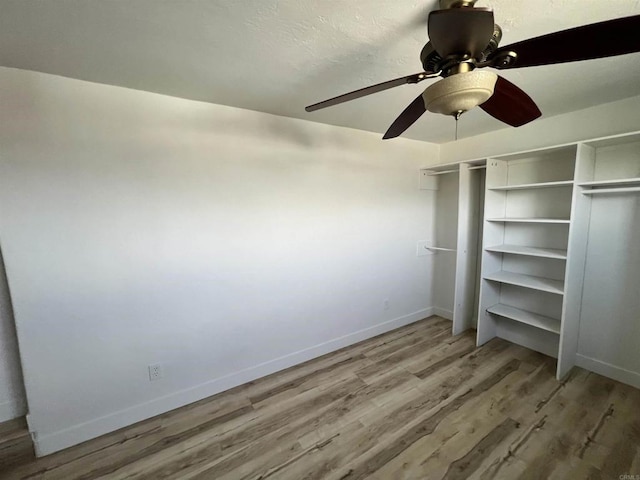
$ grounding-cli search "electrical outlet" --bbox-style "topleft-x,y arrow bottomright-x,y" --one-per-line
148,364 -> 163,382
383,299 -> 390,311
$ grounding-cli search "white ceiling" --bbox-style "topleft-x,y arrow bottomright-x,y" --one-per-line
1,0 -> 639,143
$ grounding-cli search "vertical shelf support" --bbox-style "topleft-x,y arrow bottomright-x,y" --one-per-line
556,143 -> 595,380
452,162 -> 483,335
476,159 -> 508,346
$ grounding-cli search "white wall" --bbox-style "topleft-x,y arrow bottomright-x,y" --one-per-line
7,63 -> 637,455
0,248 -> 26,422
0,67 -> 438,454
440,95 -> 640,163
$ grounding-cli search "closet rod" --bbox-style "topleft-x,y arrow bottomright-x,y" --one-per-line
427,169 -> 458,176
467,165 -> 487,170
582,186 -> 640,195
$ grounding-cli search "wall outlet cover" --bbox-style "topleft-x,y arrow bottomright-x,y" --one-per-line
148,364 -> 163,381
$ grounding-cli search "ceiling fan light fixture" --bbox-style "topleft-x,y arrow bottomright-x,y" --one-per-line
422,70 -> 498,116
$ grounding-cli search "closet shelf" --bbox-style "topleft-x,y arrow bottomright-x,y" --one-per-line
578,177 -> 640,187
489,180 -> 574,191
485,244 -> 567,260
486,218 -> 571,224
487,304 -> 561,334
484,271 -> 565,295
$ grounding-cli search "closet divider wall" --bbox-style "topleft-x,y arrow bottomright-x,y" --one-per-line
454,163 -> 485,335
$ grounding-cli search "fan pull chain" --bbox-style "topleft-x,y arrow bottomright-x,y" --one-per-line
454,110 -> 463,141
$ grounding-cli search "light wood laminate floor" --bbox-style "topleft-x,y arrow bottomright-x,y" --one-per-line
2,316 -> 639,479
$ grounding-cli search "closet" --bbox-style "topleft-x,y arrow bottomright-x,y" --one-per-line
421,160 -> 485,336
434,131 -> 640,385
571,136 -> 640,385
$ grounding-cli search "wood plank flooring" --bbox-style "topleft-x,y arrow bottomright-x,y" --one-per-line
0,418 -> 34,471
2,316 -> 639,479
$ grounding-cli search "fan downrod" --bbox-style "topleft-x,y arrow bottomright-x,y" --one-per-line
439,0 -> 478,9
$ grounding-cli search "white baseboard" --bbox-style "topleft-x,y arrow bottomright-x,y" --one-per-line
576,354 -> 640,390
33,308 -> 434,456
0,398 -> 27,423
433,307 -> 453,321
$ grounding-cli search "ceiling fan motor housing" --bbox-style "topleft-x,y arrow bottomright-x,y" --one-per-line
439,0 -> 478,8
422,70 -> 497,116
421,25 -> 503,73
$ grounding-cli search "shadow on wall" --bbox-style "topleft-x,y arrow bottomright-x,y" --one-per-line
158,94 -> 430,157
0,243 -> 27,421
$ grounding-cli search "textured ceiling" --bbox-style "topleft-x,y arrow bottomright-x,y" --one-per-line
1,0 -> 640,143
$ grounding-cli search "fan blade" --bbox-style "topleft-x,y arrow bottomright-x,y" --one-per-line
305,72 -> 435,112
383,95 -> 427,139
428,8 -> 495,59
480,75 -> 541,127
488,14 -> 640,69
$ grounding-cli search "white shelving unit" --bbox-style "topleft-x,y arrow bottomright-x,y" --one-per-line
421,159 -> 486,335
477,146 -> 576,368
433,131 -> 640,387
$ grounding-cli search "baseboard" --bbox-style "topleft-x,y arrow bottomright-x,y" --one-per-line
33,307 -> 434,456
575,354 -> 640,390
0,398 -> 27,423
433,307 -> 453,321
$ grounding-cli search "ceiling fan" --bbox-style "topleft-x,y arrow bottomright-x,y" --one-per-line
305,0 -> 640,139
